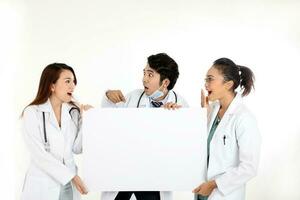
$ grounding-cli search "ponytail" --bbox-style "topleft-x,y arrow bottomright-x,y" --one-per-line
238,65 -> 255,96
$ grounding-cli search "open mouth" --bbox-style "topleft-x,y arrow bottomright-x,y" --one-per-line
144,86 -> 149,90
207,91 -> 212,96
67,92 -> 72,96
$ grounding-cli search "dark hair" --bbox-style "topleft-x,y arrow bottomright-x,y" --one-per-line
22,63 -> 77,115
213,58 -> 255,96
147,53 -> 179,90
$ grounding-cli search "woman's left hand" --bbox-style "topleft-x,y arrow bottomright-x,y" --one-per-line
163,102 -> 182,110
193,180 -> 217,196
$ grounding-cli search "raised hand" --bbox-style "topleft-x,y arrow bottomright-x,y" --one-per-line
163,102 -> 182,110
80,104 -> 93,114
106,90 -> 126,104
201,89 -> 209,108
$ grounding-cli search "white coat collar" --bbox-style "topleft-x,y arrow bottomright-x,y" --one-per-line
208,93 -> 243,132
37,99 -> 73,130
138,90 -> 177,108
37,99 -> 52,112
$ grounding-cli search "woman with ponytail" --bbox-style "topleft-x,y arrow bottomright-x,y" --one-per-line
193,58 -> 261,200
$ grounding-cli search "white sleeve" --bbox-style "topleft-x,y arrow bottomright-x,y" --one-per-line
22,107 -> 75,185
101,90 -> 134,108
215,113 -> 261,195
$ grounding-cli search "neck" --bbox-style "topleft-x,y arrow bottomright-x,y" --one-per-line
49,95 -> 63,111
219,92 -> 235,113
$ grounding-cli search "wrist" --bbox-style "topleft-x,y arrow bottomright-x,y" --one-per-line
209,180 -> 217,189
72,175 -> 78,181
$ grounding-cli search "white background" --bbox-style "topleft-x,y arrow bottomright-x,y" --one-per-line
1,0 -> 300,199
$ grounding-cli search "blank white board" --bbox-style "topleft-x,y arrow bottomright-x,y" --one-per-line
82,108 -> 207,191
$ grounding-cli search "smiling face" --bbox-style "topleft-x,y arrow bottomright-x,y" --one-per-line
205,66 -> 233,101
142,64 -> 169,96
50,69 -> 76,103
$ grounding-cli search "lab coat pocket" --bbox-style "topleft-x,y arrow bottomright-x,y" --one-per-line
220,133 -> 232,163
222,133 -> 230,146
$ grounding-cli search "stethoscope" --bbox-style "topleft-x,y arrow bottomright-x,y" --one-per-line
136,91 -> 178,108
42,107 -> 80,152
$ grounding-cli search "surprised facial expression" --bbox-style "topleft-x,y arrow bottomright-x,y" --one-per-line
50,70 -> 76,103
204,66 -> 228,101
142,64 -> 163,96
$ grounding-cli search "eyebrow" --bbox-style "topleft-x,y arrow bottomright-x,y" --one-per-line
206,75 -> 214,77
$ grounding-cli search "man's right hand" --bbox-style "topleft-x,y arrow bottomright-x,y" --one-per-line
106,90 -> 126,104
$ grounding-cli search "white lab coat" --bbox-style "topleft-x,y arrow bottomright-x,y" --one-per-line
206,94 -> 261,200
21,99 -> 82,200
101,89 -> 188,200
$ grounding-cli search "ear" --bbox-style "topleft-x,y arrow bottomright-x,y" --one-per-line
50,84 -> 55,92
225,80 -> 234,91
163,79 -> 170,88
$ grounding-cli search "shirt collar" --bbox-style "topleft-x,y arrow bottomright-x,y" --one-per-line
139,90 -> 176,107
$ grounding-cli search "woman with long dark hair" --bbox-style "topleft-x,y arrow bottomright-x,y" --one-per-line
193,58 -> 261,200
21,63 -> 91,200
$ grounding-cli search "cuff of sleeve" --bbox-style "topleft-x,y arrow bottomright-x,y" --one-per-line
60,171 -> 76,186
102,90 -> 114,104
215,177 -> 227,196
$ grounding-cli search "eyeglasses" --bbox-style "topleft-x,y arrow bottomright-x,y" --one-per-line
204,77 -> 225,83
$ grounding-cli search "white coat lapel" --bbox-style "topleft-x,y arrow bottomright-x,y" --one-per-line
208,102 -> 220,133
38,99 -> 60,131
49,108 -> 61,131
61,103 -> 72,132
212,94 -> 242,137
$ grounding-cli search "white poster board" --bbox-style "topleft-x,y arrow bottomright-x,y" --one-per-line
82,108 -> 207,191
